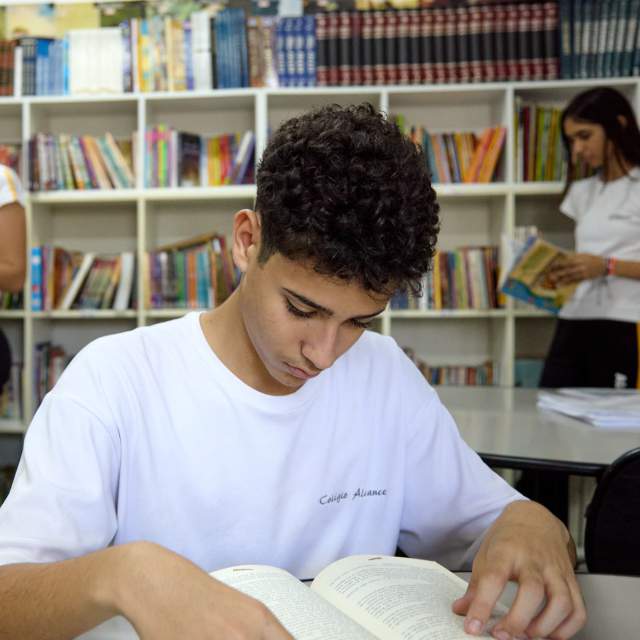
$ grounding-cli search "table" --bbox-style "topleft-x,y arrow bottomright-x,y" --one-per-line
76,573 -> 640,639
437,386 -> 640,476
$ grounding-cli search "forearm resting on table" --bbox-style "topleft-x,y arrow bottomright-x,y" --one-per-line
0,545 -> 130,639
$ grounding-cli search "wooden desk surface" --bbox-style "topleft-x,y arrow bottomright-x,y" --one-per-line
437,386 -> 640,474
77,572 -> 640,639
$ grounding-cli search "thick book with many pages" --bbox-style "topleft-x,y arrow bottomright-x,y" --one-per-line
212,554 -> 505,639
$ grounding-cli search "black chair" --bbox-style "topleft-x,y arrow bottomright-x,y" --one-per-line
584,447 -> 640,576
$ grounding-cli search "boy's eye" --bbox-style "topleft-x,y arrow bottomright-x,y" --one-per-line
285,298 -> 315,319
350,319 -> 372,330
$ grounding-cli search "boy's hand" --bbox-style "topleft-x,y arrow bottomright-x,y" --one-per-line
452,501 -> 586,640
112,542 -> 293,640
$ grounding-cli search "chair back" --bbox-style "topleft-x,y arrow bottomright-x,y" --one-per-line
585,447 -> 640,575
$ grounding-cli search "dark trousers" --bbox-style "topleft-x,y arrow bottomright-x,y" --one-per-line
517,319 -> 639,522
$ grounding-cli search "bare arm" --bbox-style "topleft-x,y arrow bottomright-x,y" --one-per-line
550,253 -> 640,286
0,202 -> 26,293
0,542 -> 292,640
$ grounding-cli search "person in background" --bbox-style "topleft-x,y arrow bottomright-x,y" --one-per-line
542,87 -> 640,389
0,165 -> 26,391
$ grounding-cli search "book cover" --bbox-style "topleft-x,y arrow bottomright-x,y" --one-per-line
501,236 -> 577,313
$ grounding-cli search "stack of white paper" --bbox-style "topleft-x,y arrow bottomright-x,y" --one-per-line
537,388 -> 640,429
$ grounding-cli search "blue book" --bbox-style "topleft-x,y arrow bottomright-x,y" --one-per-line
303,15 -> 316,87
31,246 -> 43,312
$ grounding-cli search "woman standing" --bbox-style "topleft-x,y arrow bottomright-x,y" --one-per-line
0,165 -> 26,391
541,87 -> 640,389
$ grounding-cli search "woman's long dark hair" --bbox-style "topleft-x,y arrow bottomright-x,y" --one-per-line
561,87 -> 640,191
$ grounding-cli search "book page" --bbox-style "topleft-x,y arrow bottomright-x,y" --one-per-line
311,556 -> 505,640
212,565 -> 377,640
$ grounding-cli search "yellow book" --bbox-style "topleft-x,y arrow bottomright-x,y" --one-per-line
432,250 -> 442,310
209,137 -> 222,186
477,127 -> 506,183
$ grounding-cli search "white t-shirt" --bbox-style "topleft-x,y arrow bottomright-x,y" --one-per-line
0,313 -> 522,577
559,167 -> 640,322
0,165 -> 25,207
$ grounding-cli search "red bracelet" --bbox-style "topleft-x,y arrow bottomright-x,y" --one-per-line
606,257 -> 617,276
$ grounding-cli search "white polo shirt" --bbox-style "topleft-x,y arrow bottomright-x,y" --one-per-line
559,167 -> 640,322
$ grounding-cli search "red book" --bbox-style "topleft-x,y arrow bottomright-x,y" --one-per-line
516,2 -> 534,81
529,3 -> 546,81
492,4 -> 509,81
504,4 -> 520,81
479,5 -> 496,82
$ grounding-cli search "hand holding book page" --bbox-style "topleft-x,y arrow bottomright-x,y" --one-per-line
212,555 -> 507,640
500,236 -> 577,313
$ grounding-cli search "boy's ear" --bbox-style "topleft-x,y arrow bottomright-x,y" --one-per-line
232,209 -> 261,273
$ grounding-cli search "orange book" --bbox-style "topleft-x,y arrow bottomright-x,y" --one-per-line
464,128 -> 494,183
477,127 -> 506,183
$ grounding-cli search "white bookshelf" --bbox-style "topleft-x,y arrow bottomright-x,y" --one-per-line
1,78 -> 639,433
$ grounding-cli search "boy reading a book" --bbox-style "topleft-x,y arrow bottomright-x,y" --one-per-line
0,104 -> 584,640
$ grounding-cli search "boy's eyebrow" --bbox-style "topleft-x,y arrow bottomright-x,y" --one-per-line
282,288 -> 386,320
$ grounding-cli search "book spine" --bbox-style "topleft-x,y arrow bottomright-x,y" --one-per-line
468,6 -> 483,82
443,8 -> 457,83
622,0 -> 639,75
396,10 -> 410,85
326,12 -> 340,86
542,1 -> 560,79
432,9 -> 447,83
384,10 -> 398,86
372,11 -> 386,85
31,246 -> 42,312
455,7 -> 470,84
303,15 -> 316,88
505,3 -> 520,81
420,9 -> 435,84
350,11 -> 362,86
361,11 -> 374,86
530,3 -> 546,81
517,2 -> 534,81
479,6 -> 496,82
315,13 -> 329,87
407,10 -> 421,84
338,11 -> 352,86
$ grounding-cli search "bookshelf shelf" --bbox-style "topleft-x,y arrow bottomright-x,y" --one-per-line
3,76 -> 638,425
388,310 -> 508,320
31,311 -> 138,320
146,309 -> 200,319
144,186 -> 257,201
0,420 -> 26,435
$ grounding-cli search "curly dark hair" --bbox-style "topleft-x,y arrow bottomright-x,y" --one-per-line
255,103 -> 440,295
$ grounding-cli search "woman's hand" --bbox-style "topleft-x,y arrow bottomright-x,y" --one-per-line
548,253 -> 607,286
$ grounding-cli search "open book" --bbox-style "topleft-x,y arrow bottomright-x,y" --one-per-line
212,554 -> 506,640
500,235 -> 577,313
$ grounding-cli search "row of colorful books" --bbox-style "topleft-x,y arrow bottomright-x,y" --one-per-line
145,128 -> 254,188
33,342 -> 69,407
145,232 -> 240,310
514,100 -> 592,182
0,291 -> 22,310
28,133 -> 135,192
0,2 -> 598,95
391,246 -> 500,311
0,363 -> 21,420
30,247 -> 136,312
403,348 -> 498,386
399,121 -> 506,183
559,0 -> 640,79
